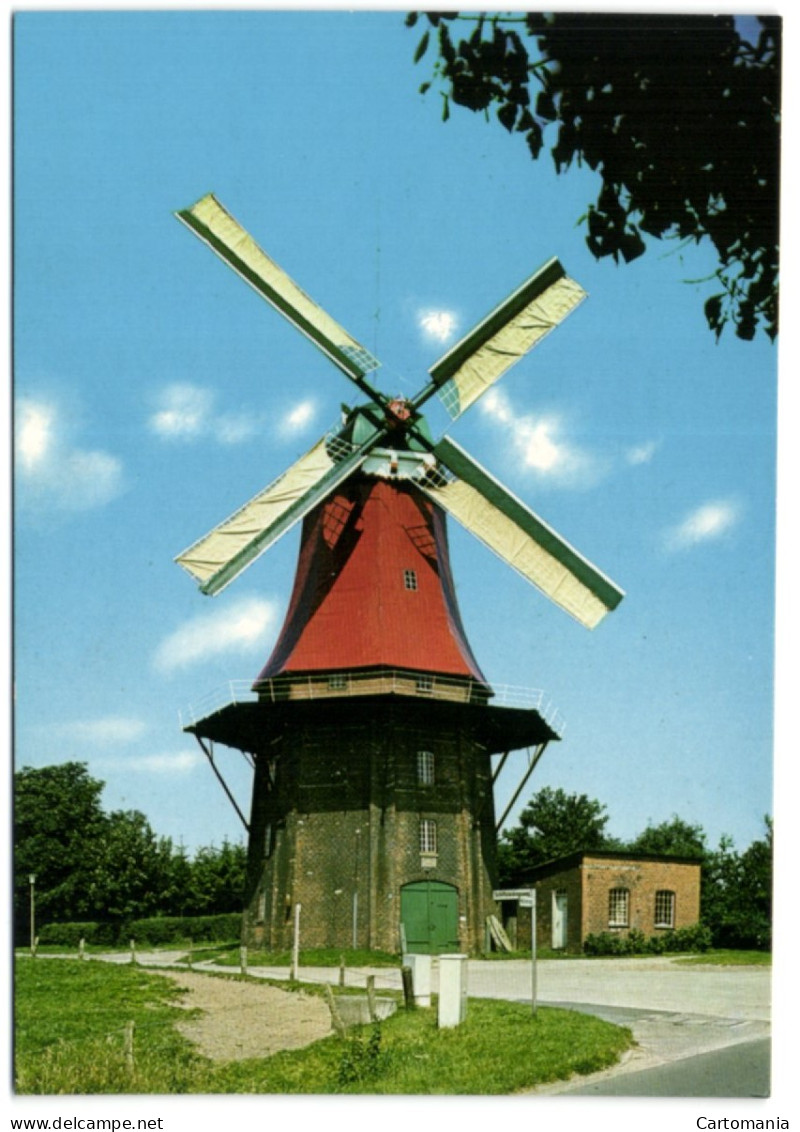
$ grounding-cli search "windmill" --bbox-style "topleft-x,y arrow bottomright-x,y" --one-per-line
175,193 -> 623,954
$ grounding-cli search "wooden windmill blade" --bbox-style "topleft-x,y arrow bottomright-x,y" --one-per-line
175,434 -> 379,596
419,258 -> 587,421
176,193 -> 382,391
421,436 -> 624,629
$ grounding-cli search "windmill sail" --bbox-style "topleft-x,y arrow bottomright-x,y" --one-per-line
176,194 -> 380,383
421,437 -> 624,629
176,437 -> 373,595
427,258 -> 586,420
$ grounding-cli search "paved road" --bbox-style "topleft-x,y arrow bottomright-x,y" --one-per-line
549,1034 -> 770,1096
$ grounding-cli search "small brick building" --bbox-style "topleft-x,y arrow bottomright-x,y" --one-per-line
502,850 -> 702,953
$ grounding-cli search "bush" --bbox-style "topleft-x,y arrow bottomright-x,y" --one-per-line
583,923 -> 711,957
34,913 -> 242,948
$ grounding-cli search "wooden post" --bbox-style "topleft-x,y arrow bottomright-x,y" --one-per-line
240,945 -> 248,976
31,936 -> 39,958
187,940 -> 193,969
324,984 -> 347,1039
123,1020 -> 135,1076
290,903 -> 301,980
79,938 -> 85,961
129,939 -> 136,965
338,954 -> 346,987
401,965 -> 415,1010
366,974 -> 377,1022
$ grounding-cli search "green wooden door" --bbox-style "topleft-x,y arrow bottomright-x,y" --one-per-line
401,881 -> 459,954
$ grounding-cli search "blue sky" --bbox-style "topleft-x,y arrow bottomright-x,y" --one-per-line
13,8 -> 779,861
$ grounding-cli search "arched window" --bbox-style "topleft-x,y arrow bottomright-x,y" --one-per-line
608,887 -> 629,927
654,890 -> 676,928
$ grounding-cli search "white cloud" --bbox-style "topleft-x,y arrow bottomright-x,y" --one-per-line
93,750 -> 204,775
216,412 -> 263,444
51,716 -> 148,746
419,309 -> 457,343
664,499 -> 741,550
280,399 -> 316,436
480,388 -> 598,487
17,401 -> 54,471
153,596 -> 278,674
626,440 -> 659,466
149,383 -> 214,439
123,751 -> 203,774
16,397 -> 124,511
150,383 -> 266,444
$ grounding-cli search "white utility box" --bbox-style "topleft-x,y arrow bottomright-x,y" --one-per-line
437,953 -> 468,1028
402,952 -> 432,1007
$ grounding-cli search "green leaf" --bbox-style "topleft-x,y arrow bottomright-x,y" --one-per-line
414,30 -> 430,64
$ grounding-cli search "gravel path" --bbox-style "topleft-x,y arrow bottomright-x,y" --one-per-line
156,969 -> 333,1063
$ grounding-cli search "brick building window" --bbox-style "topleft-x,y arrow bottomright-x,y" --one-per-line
419,818 -> 437,854
608,887 -> 629,927
403,569 -> 418,591
654,889 -> 676,928
417,750 -> 435,785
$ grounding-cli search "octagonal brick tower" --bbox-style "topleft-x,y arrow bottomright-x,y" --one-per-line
185,470 -> 558,954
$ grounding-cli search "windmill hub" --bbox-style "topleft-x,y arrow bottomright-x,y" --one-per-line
327,403 -> 444,484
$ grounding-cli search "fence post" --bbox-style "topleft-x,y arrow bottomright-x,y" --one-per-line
129,938 -> 137,965
124,1020 -> 135,1077
401,965 -> 415,1010
324,984 -> 347,1039
366,974 -> 377,1022
240,945 -> 248,976
339,954 -> 346,987
79,937 -> 86,961
290,903 -> 301,980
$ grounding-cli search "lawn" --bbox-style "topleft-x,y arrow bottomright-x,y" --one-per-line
15,958 -> 632,1095
675,949 -> 771,966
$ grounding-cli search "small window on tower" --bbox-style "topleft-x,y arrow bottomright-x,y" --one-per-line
417,750 -> 435,785
419,818 -> 437,855
403,569 -> 418,591
328,674 -> 349,691
416,674 -> 434,694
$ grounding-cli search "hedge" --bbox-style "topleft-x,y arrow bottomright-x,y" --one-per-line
35,913 -> 242,948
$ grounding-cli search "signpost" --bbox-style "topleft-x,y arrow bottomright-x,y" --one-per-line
493,888 -> 537,1016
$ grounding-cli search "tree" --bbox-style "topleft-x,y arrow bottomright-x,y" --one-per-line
13,762 -> 107,938
626,816 -> 707,859
187,840 -> 247,916
497,786 -> 619,881
409,12 -> 780,341
88,809 -> 177,924
702,819 -> 772,949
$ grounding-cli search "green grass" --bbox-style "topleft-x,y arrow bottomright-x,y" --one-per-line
15,957 -> 632,1095
675,949 -> 771,966
203,945 -> 401,968
15,958 -> 202,1093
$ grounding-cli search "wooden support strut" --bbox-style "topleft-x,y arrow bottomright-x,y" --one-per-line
194,735 -> 250,832
495,742 -> 549,832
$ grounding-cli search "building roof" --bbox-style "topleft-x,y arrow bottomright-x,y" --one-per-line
254,475 -> 489,686
516,848 -> 704,884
